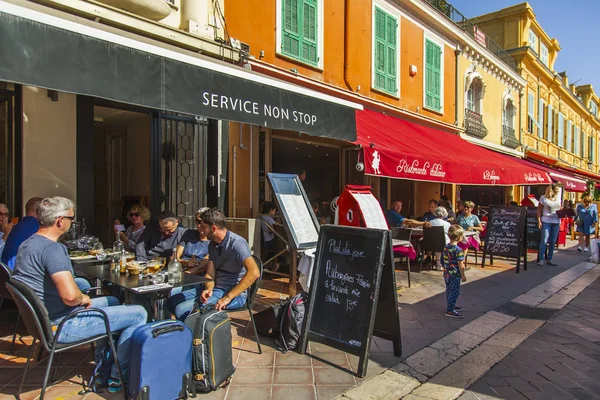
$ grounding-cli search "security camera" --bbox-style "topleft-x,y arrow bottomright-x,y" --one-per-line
356,162 -> 364,172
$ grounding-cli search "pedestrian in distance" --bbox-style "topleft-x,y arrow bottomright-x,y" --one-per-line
442,225 -> 467,319
576,195 -> 598,252
537,184 -> 561,266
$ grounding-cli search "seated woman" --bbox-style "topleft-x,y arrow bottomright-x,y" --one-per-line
176,208 -> 211,275
456,201 -> 483,259
114,205 -> 150,251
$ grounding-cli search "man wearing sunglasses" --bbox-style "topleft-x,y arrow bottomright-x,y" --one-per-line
134,210 -> 187,261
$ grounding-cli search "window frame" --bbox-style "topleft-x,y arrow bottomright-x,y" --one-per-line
466,77 -> 483,114
547,104 -> 553,142
539,42 -> 549,66
574,124 -> 580,156
423,33 -> 445,114
566,120 -> 573,152
371,1 -> 401,97
527,91 -> 537,135
538,98 -> 545,139
557,112 -> 565,147
276,0 -> 324,69
502,98 -> 515,129
590,101 -> 598,118
528,28 -> 538,54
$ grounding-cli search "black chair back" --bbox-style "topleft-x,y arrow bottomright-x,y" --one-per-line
421,226 -> 446,253
392,227 -> 412,241
246,255 -> 264,308
0,262 -> 12,300
5,278 -> 55,351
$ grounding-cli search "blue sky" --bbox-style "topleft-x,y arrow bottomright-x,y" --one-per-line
449,0 -> 600,90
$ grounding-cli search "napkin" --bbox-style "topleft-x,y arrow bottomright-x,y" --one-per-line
131,283 -> 173,293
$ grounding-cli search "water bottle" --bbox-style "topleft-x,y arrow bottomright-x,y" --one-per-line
113,231 -> 124,254
168,249 -> 182,284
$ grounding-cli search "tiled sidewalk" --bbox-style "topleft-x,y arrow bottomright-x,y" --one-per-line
461,275 -> 600,400
0,240 -> 589,399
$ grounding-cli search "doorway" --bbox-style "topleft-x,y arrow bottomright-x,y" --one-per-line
0,84 -> 20,213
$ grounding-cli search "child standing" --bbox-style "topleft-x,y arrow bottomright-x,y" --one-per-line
442,225 -> 467,318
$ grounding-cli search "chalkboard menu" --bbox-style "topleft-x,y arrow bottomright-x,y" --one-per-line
481,205 -> 527,273
299,225 -> 401,377
267,173 -> 320,250
526,207 -> 541,250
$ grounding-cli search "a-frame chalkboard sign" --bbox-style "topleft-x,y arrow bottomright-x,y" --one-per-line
480,205 -> 528,273
298,225 -> 402,378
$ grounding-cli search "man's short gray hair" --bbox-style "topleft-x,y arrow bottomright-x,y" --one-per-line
38,197 -> 75,226
434,206 -> 448,219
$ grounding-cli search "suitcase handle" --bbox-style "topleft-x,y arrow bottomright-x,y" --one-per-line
152,324 -> 185,337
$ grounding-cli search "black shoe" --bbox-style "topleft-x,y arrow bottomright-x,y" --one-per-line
454,305 -> 463,312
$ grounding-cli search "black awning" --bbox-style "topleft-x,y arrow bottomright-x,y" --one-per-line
0,4 -> 358,141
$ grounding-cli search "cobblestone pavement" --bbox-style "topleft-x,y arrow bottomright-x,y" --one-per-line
461,277 -> 600,400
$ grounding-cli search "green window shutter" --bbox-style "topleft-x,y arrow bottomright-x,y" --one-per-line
373,8 -> 397,95
425,40 -> 442,111
547,104 -> 553,142
574,126 -> 580,156
282,0 -> 318,65
566,120 -> 572,152
557,113 -> 564,147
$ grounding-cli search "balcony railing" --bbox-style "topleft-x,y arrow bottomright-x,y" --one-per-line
464,109 -> 488,139
501,125 -> 520,149
424,0 -> 517,71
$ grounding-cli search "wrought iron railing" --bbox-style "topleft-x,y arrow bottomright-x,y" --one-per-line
425,0 -> 517,71
501,125 -> 520,149
464,109 -> 488,139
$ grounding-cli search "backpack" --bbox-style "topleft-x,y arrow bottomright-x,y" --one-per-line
276,292 -> 309,353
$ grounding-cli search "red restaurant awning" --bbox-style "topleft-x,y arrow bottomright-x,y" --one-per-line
355,109 -> 552,186
518,159 -> 587,192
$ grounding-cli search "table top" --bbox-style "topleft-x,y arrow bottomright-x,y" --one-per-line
464,231 -> 479,237
392,239 -> 411,247
74,263 -> 208,293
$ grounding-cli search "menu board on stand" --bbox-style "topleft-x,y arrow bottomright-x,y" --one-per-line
298,225 -> 402,378
480,205 -> 527,273
526,207 -> 541,252
267,173 -> 321,296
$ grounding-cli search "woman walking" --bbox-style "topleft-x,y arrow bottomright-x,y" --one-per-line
537,184 -> 561,266
576,196 -> 598,252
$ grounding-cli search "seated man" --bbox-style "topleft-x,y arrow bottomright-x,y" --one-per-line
13,197 -> 147,393
2,197 -> 43,270
422,199 -> 438,222
386,200 -> 431,228
167,208 -> 261,321
135,210 -> 187,261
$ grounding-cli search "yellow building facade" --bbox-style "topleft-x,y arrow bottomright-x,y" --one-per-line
472,3 -> 600,195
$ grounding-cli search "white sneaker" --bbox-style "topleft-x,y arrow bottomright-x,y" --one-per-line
537,260 -> 544,266
584,247 -> 589,252
577,246 -> 583,252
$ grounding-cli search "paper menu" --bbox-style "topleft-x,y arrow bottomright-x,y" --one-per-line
279,193 -> 319,245
352,192 -> 388,229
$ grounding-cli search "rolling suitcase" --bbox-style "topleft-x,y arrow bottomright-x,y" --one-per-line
129,320 -> 193,400
184,307 -> 236,392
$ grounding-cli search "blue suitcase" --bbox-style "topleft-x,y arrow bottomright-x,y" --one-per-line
129,320 -> 193,400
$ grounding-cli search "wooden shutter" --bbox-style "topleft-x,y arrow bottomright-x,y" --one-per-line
302,0 -> 318,63
538,98 -> 544,139
425,40 -> 441,111
385,14 -> 397,94
566,120 -> 572,152
373,8 -> 397,95
557,113 -> 564,147
547,104 -> 553,142
282,0 -> 300,58
574,125 -> 580,156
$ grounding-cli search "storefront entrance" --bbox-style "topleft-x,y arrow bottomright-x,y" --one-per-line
0,83 -> 20,213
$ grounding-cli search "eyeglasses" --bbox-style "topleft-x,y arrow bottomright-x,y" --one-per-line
129,212 -> 140,217
60,215 -> 75,221
0,212 -> 8,217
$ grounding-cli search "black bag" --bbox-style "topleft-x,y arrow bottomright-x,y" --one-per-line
254,302 -> 286,337
276,292 -> 309,353
184,307 -> 236,393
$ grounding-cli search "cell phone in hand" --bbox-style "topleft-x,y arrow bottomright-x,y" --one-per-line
114,224 -> 126,232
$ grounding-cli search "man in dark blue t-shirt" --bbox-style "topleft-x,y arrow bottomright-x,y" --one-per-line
1,197 -> 42,270
386,200 -> 430,228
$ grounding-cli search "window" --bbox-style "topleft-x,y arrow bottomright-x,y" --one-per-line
528,29 -> 538,53
590,101 -> 598,118
589,135 -> 595,163
547,104 -> 553,142
581,130 -> 586,157
279,0 -> 321,67
503,100 -> 515,129
467,78 -> 483,114
540,42 -> 549,66
373,6 -> 398,95
566,120 -> 572,152
574,125 -> 580,156
527,91 -> 536,135
538,99 -> 545,139
424,38 -> 443,112
557,112 -> 564,147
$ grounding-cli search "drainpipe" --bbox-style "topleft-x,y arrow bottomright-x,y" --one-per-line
518,90 -> 524,150
454,48 -> 462,126
343,0 -> 354,91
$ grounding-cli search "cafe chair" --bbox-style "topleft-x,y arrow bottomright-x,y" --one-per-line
224,255 -> 263,354
0,262 -> 20,355
391,228 -> 413,287
420,226 -> 446,272
5,279 -> 126,400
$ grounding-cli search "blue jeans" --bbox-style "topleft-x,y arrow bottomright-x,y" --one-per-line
74,276 -> 91,292
539,222 -> 560,261
53,297 -> 147,377
167,285 -> 246,321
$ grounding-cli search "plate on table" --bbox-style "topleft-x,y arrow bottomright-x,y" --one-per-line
69,251 -> 95,260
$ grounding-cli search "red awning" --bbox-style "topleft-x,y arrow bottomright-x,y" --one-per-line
355,109 -> 552,186
519,159 -> 587,192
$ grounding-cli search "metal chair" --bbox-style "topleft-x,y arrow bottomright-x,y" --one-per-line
5,278 -> 125,400
391,228 -> 413,287
0,262 -> 20,355
223,255 -> 264,354
420,226 -> 446,271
